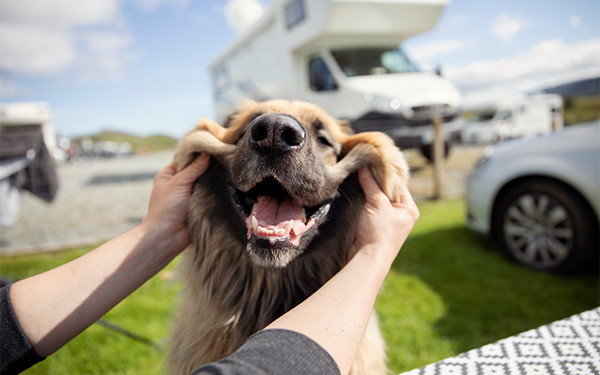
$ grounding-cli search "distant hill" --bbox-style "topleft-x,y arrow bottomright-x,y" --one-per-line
73,130 -> 178,153
542,77 -> 600,97
538,77 -> 599,126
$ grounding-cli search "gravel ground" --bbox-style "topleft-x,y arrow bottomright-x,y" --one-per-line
0,146 -> 485,255
0,151 -> 174,255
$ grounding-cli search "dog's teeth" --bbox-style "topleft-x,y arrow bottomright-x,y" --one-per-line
253,219 -> 294,238
301,208 -> 307,223
251,203 -> 257,214
284,220 -> 293,235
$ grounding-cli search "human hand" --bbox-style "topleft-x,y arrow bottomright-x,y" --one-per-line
348,167 -> 419,264
140,153 -> 211,254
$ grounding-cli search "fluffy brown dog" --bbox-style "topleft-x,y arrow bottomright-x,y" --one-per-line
169,100 -> 408,375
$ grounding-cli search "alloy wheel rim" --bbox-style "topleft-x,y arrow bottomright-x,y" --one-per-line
503,193 -> 574,269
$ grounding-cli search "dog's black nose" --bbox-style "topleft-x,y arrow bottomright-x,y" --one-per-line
249,113 -> 305,153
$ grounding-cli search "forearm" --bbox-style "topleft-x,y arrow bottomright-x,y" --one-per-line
265,246 -> 391,375
9,223 -> 176,357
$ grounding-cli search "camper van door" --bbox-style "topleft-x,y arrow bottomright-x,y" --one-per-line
303,52 -> 343,115
301,50 -> 363,120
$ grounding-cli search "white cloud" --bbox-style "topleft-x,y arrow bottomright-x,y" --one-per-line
0,23 -> 75,75
130,0 -> 190,12
225,0 -> 264,33
0,0 -> 148,81
0,0 -> 120,28
409,39 -> 472,63
0,77 -> 33,98
569,15 -> 581,28
492,13 -> 527,43
445,38 -> 600,100
75,31 -> 140,82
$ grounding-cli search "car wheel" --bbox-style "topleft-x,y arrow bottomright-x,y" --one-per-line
494,179 -> 598,274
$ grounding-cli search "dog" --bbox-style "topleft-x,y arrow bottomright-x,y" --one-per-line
168,100 -> 408,375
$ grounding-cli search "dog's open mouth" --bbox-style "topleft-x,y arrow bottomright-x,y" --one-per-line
234,177 -> 331,247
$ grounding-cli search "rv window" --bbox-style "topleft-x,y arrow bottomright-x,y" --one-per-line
309,57 -> 337,92
285,0 -> 305,30
332,49 -> 419,77
212,65 -> 229,98
493,110 -> 512,121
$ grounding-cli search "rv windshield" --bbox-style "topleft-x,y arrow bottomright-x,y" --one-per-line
332,48 -> 419,77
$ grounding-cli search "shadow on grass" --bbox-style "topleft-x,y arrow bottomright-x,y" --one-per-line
383,225 -> 599,371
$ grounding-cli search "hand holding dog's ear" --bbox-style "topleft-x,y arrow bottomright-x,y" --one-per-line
334,131 -> 409,203
349,167 -> 419,263
142,153 -> 211,255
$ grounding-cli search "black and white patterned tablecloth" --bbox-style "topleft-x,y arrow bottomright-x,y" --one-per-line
400,307 -> 600,375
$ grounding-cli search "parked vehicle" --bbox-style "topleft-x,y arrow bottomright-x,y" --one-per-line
465,121 -> 599,274
210,0 -> 463,160
0,102 -> 59,158
461,94 -> 563,145
0,102 -> 60,226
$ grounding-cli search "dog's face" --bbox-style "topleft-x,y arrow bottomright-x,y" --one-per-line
175,100 -> 408,268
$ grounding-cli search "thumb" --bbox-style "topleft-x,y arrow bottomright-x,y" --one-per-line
358,167 -> 384,199
176,153 -> 211,185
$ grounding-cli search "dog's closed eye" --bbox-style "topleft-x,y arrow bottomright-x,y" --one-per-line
317,136 -> 332,147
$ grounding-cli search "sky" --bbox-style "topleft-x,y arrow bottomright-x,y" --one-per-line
0,0 -> 598,139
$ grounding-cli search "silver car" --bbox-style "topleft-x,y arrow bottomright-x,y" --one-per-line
466,121 -> 599,274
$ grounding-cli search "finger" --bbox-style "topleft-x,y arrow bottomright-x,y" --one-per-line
154,162 -> 177,183
400,186 -> 416,207
393,186 -> 420,219
176,153 -> 211,184
358,167 -> 386,201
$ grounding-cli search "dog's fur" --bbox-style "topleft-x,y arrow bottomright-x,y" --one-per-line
169,100 -> 408,375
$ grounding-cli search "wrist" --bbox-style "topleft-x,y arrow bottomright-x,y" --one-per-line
132,221 -> 185,266
350,244 -> 396,281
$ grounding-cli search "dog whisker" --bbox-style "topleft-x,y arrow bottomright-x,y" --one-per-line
337,187 -> 352,204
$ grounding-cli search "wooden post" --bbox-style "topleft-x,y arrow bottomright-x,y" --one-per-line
432,116 -> 444,200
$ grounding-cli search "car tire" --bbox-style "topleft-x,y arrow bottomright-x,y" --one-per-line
493,178 -> 598,274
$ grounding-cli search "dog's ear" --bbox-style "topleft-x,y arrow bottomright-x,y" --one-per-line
330,132 -> 409,203
336,119 -> 355,136
174,118 -> 237,172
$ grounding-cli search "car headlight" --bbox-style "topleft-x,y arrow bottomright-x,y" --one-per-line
472,146 -> 494,176
364,93 -> 405,114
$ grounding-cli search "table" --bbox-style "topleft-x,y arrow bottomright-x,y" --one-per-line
400,307 -> 600,375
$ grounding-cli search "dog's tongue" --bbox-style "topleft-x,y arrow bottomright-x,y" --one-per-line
247,195 -> 313,245
253,195 -> 304,226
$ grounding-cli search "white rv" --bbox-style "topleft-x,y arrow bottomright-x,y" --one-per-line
461,94 -> 564,144
210,0 -> 463,159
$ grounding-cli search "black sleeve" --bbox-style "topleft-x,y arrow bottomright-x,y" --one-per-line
192,329 -> 340,375
0,284 -> 45,375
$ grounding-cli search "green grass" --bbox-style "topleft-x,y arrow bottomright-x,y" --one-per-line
1,200 -> 598,374
378,200 -> 599,373
564,95 -> 600,126
1,249 -> 180,375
